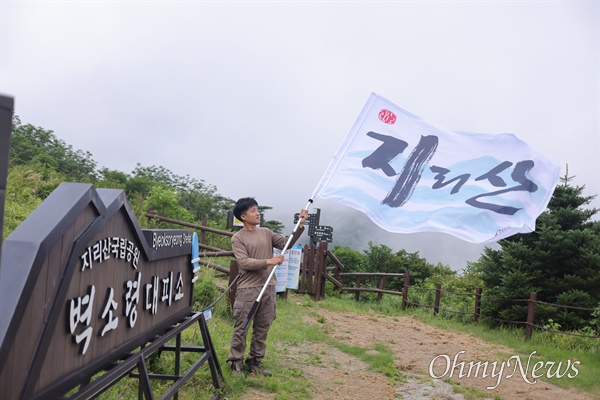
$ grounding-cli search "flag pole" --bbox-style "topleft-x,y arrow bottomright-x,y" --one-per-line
241,199 -> 314,330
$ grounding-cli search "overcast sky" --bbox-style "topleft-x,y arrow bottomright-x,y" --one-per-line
2,1 -> 598,270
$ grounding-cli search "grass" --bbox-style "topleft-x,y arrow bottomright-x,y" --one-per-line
97,279 -> 599,399
326,339 -> 406,385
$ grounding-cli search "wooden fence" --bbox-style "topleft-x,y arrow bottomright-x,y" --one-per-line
145,211 -> 600,341
406,284 -> 599,340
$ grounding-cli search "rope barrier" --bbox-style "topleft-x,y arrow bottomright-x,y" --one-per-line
535,300 -> 598,312
408,287 -> 438,292
479,316 -> 528,326
480,295 -> 530,303
530,324 -> 600,338
404,299 -> 434,309
437,307 -> 473,315
408,297 -> 600,338
441,290 -> 476,297
198,274 -> 239,313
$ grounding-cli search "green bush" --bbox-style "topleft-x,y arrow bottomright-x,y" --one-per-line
193,269 -> 220,311
3,165 -> 64,239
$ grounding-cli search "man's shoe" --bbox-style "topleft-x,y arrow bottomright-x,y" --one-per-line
230,361 -> 244,375
247,360 -> 272,377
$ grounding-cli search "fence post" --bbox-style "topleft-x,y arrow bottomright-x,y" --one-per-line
355,276 -> 361,302
433,284 -> 442,316
402,269 -> 410,311
334,254 -> 340,286
377,276 -> 386,302
474,287 -> 482,323
315,242 -> 327,301
228,260 -> 239,311
300,244 -> 309,292
306,244 -> 315,295
200,217 -> 207,246
525,292 -> 537,340
146,207 -> 154,225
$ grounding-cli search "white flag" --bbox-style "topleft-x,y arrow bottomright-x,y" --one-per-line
313,93 -> 560,243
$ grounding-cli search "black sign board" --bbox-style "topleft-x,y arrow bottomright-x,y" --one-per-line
308,225 -> 334,242
0,183 -> 200,399
309,225 -> 333,235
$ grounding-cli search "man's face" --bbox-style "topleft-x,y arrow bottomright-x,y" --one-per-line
242,206 -> 260,225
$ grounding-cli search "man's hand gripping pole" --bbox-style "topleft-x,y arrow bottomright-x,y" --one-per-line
241,199 -> 313,330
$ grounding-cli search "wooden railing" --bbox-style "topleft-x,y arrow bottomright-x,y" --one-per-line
145,210 -> 411,304
338,272 -> 407,302
144,212 -> 599,342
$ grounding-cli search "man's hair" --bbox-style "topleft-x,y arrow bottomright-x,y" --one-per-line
233,197 -> 258,221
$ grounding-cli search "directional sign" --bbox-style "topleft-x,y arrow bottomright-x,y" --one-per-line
309,225 -> 333,242
309,225 -> 333,235
312,233 -> 332,242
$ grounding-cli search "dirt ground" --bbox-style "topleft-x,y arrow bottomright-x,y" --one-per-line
244,306 -> 596,400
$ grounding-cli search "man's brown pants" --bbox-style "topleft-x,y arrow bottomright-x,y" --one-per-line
227,285 -> 276,364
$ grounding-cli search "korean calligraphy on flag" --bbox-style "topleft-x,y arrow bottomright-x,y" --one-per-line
312,93 -> 561,243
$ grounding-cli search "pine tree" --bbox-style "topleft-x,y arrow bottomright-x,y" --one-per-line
474,169 -> 600,330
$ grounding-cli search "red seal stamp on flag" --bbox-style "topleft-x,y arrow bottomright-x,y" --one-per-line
378,109 -> 396,125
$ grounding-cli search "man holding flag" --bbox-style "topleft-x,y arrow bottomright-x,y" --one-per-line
227,92 -> 560,376
227,197 -> 308,376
